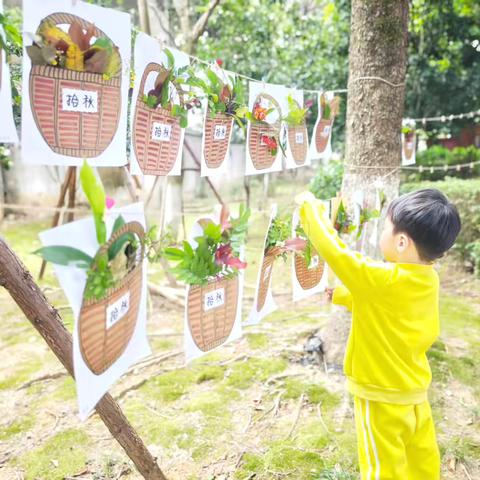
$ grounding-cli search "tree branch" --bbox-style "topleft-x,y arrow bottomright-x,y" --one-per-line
187,0 -> 221,52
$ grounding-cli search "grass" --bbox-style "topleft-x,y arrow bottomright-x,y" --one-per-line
14,429 -> 90,480
0,356 -> 43,391
0,415 -> 35,440
224,357 -> 287,389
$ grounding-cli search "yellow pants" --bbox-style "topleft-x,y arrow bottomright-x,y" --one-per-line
354,397 -> 440,479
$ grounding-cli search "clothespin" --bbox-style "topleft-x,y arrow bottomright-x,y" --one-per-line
449,114 -> 454,121
444,164 -> 448,172
419,165 -> 424,173
441,115 -> 446,123
470,162 -> 474,169
456,164 -> 461,172
430,166 -> 434,174
460,114 -> 464,119
469,111 -> 475,118
156,33 -> 166,53
422,118 -> 426,126
261,76 -> 267,91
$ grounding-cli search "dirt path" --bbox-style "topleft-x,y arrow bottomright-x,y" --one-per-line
0,218 -> 479,480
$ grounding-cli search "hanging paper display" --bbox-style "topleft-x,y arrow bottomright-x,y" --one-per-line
36,163 -> 149,419
186,65 -> 246,177
245,82 -> 287,176
284,90 -> 309,169
21,0 -> 131,166
130,33 -> 191,176
244,204 -> 306,325
292,206 -> 329,302
164,204 -> 250,361
402,119 -> 416,166
0,0 -> 19,143
310,91 -> 341,160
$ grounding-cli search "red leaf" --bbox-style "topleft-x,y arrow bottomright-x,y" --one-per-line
284,237 -> 306,251
225,256 -> 247,269
219,205 -> 231,230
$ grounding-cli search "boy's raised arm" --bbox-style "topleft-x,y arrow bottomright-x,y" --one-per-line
332,284 -> 353,312
296,192 -> 392,295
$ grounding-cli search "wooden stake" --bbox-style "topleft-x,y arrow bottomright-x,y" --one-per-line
0,235 -> 167,480
39,167 -> 74,280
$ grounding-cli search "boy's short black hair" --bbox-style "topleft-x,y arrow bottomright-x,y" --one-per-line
387,188 -> 461,262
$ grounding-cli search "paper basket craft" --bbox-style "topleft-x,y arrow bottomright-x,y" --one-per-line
314,118 -> 333,154
256,246 -> 282,312
248,93 -> 282,170
288,99 -> 308,165
203,110 -> 233,169
79,221 -> 145,375
187,276 -> 239,352
403,130 -> 415,161
294,249 -> 325,290
132,62 -> 184,176
29,13 -> 122,158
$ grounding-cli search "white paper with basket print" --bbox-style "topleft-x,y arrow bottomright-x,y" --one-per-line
284,89 -> 310,169
245,82 -> 287,176
130,33 -> 189,176
0,0 -> 19,143
309,91 -> 334,160
244,204 -> 278,325
21,0 -> 131,167
184,206 -> 244,361
200,68 -> 237,178
38,203 -> 150,420
402,120 -> 416,166
291,205 -> 329,302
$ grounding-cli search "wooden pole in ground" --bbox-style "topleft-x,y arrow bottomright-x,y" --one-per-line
39,167 -> 74,280
0,235 -> 167,480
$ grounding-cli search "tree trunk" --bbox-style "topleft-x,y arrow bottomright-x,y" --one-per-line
0,234 -> 167,480
322,0 -> 409,364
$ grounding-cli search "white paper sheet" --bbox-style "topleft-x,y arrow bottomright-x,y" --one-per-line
130,33 -> 190,176
39,203 -> 150,419
244,204 -> 278,325
309,91 -> 334,160
402,120 -> 416,166
183,207 -> 244,361
245,82 -> 286,176
284,89 -> 310,169
21,0 -> 131,166
200,68 -> 236,178
0,0 -> 19,143
291,205 -> 329,302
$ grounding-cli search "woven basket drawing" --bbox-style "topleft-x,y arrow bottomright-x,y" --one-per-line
287,100 -> 308,165
203,110 -> 233,169
294,249 -> 325,290
79,222 -> 145,375
248,93 -> 282,170
256,246 -> 282,312
403,131 -> 415,160
132,63 -> 184,176
29,13 -> 122,158
187,276 -> 239,352
315,119 -> 333,153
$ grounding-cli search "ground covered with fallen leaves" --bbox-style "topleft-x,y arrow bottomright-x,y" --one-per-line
0,208 -> 479,480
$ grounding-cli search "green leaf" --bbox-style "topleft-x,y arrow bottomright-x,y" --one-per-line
112,215 -> 125,233
163,47 -> 175,69
232,114 -> 245,132
323,104 -> 331,120
245,112 -> 255,123
146,95 -> 157,108
206,68 -> 218,87
179,114 -> 188,128
164,247 -> 185,261
170,104 -> 183,116
235,106 -> 249,118
108,232 -> 135,261
265,107 -> 276,117
80,160 -> 106,245
93,36 -> 112,53
26,45 -> 45,65
41,45 -> 56,63
34,246 -> 93,269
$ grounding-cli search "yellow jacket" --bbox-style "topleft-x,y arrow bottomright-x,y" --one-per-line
297,195 -> 439,405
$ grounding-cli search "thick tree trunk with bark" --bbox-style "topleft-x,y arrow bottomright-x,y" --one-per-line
322,0 -> 409,364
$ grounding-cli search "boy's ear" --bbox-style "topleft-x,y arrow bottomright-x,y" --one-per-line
397,233 -> 409,252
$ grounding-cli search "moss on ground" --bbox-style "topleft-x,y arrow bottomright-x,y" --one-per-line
246,332 -> 269,349
282,378 -> 341,407
224,357 -> 287,389
14,429 -> 90,480
440,435 -> 480,462
196,365 -> 225,383
0,356 -> 43,390
0,415 -> 35,440
140,368 -> 198,402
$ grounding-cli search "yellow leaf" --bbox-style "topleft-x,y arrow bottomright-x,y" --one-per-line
65,43 -> 84,71
102,46 -> 120,78
39,20 -> 72,46
328,97 -> 342,120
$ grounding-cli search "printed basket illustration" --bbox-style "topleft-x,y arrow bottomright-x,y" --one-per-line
315,118 -> 333,153
29,13 -> 122,158
187,276 -> 239,352
403,132 -> 415,160
79,222 -> 145,375
294,249 -> 325,290
256,246 -> 283,312
203,110 -> 233,169
248,93 -> 282,170
132,63 -> 184,176
287,100 -> 308,165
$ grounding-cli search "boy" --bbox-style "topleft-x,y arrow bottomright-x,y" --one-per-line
295,189 -> 461,480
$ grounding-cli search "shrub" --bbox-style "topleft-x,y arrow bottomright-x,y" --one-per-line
310,158 -> 344,200
400,178 -> 480,273
404,146 -> 480,182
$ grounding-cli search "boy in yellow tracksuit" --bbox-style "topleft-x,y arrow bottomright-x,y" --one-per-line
295,189 -> 461,480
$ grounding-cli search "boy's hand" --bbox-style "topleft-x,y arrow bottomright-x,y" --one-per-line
325,286 -> 335,302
